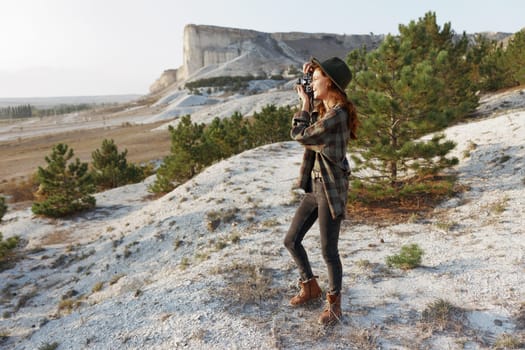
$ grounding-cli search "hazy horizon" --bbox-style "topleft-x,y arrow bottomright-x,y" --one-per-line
0,94 -> 142,108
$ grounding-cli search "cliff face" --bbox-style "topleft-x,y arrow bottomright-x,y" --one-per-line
150,24 -> 383,93
150,24 -> 514,94
181,24 -> 384,80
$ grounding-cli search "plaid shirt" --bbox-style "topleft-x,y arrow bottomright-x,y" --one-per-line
291,105 -> 351,219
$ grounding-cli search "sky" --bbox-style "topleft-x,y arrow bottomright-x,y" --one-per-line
0,0 -> 523,98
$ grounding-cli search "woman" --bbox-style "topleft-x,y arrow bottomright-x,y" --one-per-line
284,57 -> 357,325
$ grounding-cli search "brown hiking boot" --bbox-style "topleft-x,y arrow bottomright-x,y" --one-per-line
289,276 -> 322,306
318,292 -> 342,325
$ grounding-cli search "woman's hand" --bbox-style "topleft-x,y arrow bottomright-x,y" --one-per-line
297,61 -> 314,112
303,62 -> 314,74
296,84 -> 311,112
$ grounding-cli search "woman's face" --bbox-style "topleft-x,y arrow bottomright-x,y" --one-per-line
312,68 -> 331,100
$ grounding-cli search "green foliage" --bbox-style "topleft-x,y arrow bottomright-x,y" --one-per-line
504,30 -> 525,86
386,243 -> 424,270
0,196 -> 6,221
205,112 -> 252,158
0,233 -> 20,268
472,37 -> 515,91
150,115 -> 214,193
347,12 -> 471,194
0,103 -> 95,120
0,104 -> 32,118
249,105 -> 293,146
90,139 -> 146,190
185,75 -> 267,92
38,342 -> 59,350
32,143 -> 96,218
150,105 -> 294,193
34,103 -> 94,117
471,29 -> 525,91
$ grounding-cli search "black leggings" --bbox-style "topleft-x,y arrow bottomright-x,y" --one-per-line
284,178 -> 342,294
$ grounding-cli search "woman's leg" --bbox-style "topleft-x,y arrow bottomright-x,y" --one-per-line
284,193 -> 318,281
317,186 -> 343,294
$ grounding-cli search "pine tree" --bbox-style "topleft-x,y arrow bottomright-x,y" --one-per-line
32,143 -> 95,217
204,112 -> 251,159
249,105 -> 293,146
505,29 -> 525,85
91,139 -> 145,190
347,12 -> 474,201
150,115 -> 213,193
472,35 -> 516,91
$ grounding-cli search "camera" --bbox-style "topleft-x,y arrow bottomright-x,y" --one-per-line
297,72 -> 313,100
296,71 -> 314,111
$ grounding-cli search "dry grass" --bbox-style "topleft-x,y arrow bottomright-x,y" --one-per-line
0,176 -> 38,205
493,333 -> 522,349
347,178 -> 468,225
39,229 -> 74,246
420,299 -> 466,334
213,262 -> 284,307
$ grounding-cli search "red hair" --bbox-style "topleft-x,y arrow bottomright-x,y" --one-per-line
314,68 -> 358,140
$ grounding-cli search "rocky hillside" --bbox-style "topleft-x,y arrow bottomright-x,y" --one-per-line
0,87 -> 524,350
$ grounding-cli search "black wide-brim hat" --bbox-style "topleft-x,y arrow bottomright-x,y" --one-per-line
311,57 -> 352,94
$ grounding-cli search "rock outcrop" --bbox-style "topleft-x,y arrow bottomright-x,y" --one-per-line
149,24 -> 384,93
149,69 -> 178,94
150,24 -> 515,94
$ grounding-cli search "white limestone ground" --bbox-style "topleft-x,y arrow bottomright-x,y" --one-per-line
0,88 -> 524,349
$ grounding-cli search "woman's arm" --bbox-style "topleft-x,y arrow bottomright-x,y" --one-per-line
291,107 -> 347,146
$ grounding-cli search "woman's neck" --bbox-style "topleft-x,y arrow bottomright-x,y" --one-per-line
323,96 -> 338,110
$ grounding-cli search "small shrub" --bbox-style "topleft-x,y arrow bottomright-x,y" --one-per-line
109,274 -> 125,285
0,330 -> 9,342
421,298 -> 464,332
0,175 -> 38,204
0,233 -> 20,270
386,243 -> 424,270
195,252 -> 209,262
214,239 -> 228,251
229,231 -> 241,244
498,155 -> 511,164
343,328 -> 379,350
32,143 -> 95,218
90,139 -> 146,190
57,296 -> 83,315
493,333 -> 522,349
214,262 -> 280,305
356,259 -> 372,269
205,207 -> 239,231
123,246 -> 132,259
490,196 -> 509,214
91,282 -> 104,293
173,239 -> 183,250
179,257 -> 190,270
0,196 -> 7,221
434,220 -> 455,233
38,342 -> 59,350
262,218 -> 280,227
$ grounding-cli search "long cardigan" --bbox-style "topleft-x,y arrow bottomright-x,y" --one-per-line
291,105 -> 351,219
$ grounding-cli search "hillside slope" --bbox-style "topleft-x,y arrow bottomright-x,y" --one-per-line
0,89 -> 524,349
